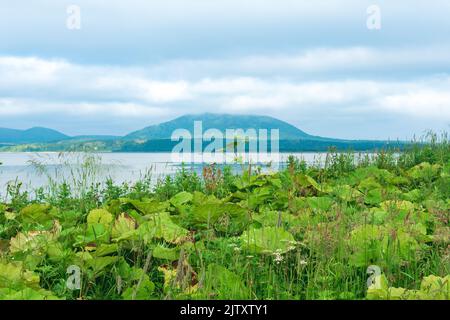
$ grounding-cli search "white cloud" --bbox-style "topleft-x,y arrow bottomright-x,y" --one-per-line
149,46 -> 450,78
0,99 -> 166,118
0,51 -> 449,138
0,56 -> 69,85
381,91 -> 450,118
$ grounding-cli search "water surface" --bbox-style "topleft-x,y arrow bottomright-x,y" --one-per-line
0,152 -> 330,197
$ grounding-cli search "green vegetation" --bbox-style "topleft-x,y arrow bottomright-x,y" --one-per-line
0,133 -> 448,300
1,138 -> 399,153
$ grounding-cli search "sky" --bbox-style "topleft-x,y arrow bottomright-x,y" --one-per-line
0,0 -> 450,140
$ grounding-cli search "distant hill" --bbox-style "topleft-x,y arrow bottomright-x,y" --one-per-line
0,127 -> 69,144
125,113 -> 318,141
0,126 -> 121,145
0,113 -> 404,152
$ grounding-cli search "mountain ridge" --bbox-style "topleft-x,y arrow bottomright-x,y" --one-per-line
0,127 -> 69,144
0,113 -> 401,152
125,113 -> 319,141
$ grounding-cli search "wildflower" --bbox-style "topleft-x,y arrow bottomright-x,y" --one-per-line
273,249 -> 284,264
299,260 -> 307,265
233,247 -> 242,252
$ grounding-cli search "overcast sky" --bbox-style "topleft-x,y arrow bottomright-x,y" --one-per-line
0,0 -> 449,139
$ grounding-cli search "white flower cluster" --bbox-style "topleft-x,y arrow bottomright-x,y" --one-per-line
273,249 -> 284,264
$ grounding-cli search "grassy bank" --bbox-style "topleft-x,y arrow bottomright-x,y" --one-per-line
0,133 -> 449,300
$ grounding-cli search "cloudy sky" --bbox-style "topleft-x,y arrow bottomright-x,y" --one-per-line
1,0 -> 450,139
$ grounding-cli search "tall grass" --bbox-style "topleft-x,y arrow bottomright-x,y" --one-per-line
0,132 -> 448,300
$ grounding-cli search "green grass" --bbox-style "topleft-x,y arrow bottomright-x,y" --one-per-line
0,133 -> 449,300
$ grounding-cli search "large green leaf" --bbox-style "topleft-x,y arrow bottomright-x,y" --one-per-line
152,244 -> 179,261
367,274 -> 450,300
407,162 -> 441,181
0,287 -> 61,300
170,191 -> 193,208
137,212 -> 189,244
122,276 -> 155,300
87,209 -> 113,227
19,204 -> 57,227
306,196 -> 334,211
120,198 -> 169,215
347,224 -> 423,267
196,264 -> 250,300
0,261 -> 40,290
111,213 -> 136,239
240,227 -> 295,254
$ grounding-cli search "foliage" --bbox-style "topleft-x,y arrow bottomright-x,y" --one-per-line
0,137 -> 449,300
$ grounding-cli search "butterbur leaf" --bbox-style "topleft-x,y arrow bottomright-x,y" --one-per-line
152,244 -> 179,261
197,264 -> 250,300
170,192 -> 193,208
191,203 -> 225,226
358,177 -> 382,193
306,197 -> 333,211
420,275 -> 450,299
333,185 -> 362,202
87,209 -> 113,227
381,200 -> 415,213
246,186 -> 272,210
295,174 -> 321,192
121,198 -> 169,215
347,225 -> 383,267
46,242 -> 67,263
214,203 -> 250,235
348,224 -> 423,267
75,223 -> 110,246
121,276 -> 155,300
407,162 -> 441,181
367,274 -> 450,300
19,204 -> 56,227
0,261 -> 40,289
240,226 -> 295,254
86,256 -> 118,276
0,287 -> 61,300
364,188 -> 383,206
4,211 -> 16,220
111,213 -> 136,239
92,243 -> 118,257
138,212 -> 189,244
368,208 -> 389,225
10,225 -> 60,254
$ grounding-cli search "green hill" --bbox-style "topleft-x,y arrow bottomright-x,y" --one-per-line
0,113 -> 403,152
125,113 -> 318,141
0,127 -> 69,144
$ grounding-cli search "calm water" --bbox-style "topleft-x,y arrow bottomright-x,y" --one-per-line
0,152 -> 329,197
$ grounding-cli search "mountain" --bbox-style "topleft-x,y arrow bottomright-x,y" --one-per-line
125,113 -> 316,141
0,127 -> 69,144
0,113 -> 403,152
